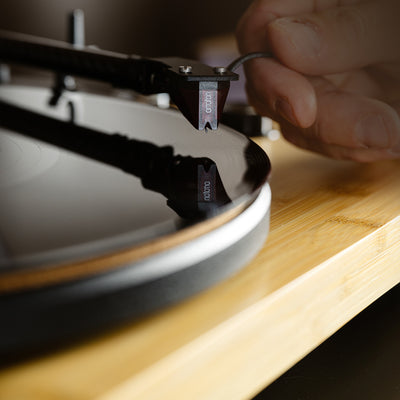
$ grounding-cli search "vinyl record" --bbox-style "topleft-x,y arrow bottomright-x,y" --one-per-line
0,83 -> 271,360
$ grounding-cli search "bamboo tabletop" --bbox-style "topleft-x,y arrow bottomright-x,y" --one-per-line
1,136 -> 400,400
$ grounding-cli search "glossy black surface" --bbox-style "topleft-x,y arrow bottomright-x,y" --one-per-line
0,204 -> 270,363
0,84 -> 271,360
0,85 -> 270,270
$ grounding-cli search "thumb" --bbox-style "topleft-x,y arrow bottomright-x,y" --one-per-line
267,1 -> 400,75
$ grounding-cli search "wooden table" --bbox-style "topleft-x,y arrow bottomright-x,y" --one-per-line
1,136 -> 400,400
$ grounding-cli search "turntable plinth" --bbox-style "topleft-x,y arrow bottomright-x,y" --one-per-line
1,137 -> 400,400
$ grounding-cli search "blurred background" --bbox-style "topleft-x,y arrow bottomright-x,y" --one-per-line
0,0 -> 255,105
0,0 -> 251,57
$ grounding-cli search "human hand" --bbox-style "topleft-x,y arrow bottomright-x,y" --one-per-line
236,0 -> 400,162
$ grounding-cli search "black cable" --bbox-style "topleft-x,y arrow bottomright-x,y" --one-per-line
227,52 -> 273,72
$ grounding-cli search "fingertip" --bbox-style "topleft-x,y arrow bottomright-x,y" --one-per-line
274,96 -> 316,129
274,74 -> 317,129
244,58 -> 317,128
290,83 -> 318,128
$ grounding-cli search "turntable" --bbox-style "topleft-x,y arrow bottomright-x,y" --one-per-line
0,14 -> 271,360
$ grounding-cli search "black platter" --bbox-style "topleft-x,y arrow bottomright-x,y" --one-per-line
0,83 -> 271,361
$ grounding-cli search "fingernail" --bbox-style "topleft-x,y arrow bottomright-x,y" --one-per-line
355,115 -> 390,149
275,98 -> 298,126
272,18 -> 322,56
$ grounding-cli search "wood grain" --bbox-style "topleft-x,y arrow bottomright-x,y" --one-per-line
1,137 -> 400,400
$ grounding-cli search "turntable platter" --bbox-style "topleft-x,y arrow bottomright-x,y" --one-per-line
0,83 -> 271,360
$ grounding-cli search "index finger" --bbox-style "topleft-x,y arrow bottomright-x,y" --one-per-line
237,0 -> 364,53
236,0 -> 325,127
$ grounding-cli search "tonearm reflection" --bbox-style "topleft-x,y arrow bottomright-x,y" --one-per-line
0,100 -> 231,220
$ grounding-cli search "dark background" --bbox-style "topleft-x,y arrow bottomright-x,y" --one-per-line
0,0 -> 251,57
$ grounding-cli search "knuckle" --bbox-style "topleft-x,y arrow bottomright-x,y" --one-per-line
307,119 -> 334,145
310,119 -> 324,142
332,147 -> 386,163
349,151 -> 379,163
384,108 -> 400,147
